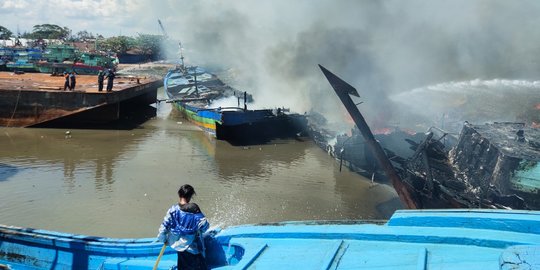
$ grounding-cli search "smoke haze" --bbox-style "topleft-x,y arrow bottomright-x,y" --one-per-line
154,0 -> 540,132
6,0 -> 540,132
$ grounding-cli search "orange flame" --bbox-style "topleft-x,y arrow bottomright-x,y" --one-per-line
373,127 -> 394,135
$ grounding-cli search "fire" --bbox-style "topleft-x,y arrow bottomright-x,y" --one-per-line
344,112 -> 354,124
373,127 -> 394,135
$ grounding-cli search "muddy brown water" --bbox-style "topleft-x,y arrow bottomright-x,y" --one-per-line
0,94 -> 402,238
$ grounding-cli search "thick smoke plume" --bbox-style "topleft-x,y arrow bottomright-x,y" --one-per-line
157,0 -> 540,132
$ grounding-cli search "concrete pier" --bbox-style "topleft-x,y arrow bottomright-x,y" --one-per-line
0,72 -> 162,127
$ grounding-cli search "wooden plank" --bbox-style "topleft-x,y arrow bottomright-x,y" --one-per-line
38,86 -> 62,90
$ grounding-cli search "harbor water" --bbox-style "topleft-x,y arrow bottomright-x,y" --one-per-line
0,91 -> 402,238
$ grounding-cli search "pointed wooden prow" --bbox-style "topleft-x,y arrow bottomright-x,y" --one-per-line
318,64 -> 418,209
318,64 -> 360,97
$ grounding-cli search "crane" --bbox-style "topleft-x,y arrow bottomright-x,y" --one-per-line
157,19 -> 168,38
158,19 -> 185,68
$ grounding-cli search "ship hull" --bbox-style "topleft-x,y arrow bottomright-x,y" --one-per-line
165,68 -> 307,144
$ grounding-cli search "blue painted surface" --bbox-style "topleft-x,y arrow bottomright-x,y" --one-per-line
4,208 -> 540,269
182,103 -> 222,123
513,161 -> 540,193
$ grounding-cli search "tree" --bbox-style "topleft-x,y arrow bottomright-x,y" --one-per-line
0,26 -> 13,39
75,30 -> 95,41
99,36 -> 135,54
136,34 -> 164,55
25,24 -> 71,39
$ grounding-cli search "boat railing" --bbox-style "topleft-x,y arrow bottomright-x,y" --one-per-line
197,106 -> 244,112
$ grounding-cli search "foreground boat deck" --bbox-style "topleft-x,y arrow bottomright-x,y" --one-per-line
211,210 -> 540,269
2,209 -> 540,269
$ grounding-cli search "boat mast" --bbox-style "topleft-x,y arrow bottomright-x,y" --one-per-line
193,67 -> 199,97
244,91 -> 247,110
178,42 -> 185,70
319,64 -> 418,209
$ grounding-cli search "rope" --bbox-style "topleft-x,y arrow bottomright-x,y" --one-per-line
7,88 -> 22,127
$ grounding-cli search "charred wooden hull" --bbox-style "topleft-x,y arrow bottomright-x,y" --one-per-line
451,122 -> 540,209
318,65 -> 530,210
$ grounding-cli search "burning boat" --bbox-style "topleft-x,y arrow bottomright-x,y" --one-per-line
163,65 -> 307,145
317,64 -> 532,210
450,122 -> 540,208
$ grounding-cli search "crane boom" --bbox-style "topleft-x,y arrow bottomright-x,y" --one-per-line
157,19 -> 168,38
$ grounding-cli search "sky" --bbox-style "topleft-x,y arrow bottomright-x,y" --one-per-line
3,0 -> 540,131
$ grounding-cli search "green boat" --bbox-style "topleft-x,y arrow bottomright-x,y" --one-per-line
38,44 -> 117,75
42,44 -> 77,62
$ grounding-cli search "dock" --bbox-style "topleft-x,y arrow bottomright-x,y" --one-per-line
0,72 -> 162,128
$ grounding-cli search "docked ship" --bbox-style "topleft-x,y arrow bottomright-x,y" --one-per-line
5,47 -> 42,72
0,72 -> 160,128
164,65 -> 307,144
37,44 -> 116,75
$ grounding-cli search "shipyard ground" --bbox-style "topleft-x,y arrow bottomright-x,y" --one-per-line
0,71 -> 155,92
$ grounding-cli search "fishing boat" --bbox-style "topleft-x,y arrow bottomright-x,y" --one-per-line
164,66 -> 307,144
37,61 -> 107,75
2,209 -> 540,269
5,48 -> 42,73
42,44 -> 77,63
0,47 -> 15,71
37,44 -> 116,75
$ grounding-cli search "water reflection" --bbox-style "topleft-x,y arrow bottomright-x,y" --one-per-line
218,141 -> 306,179
172,119 -> 311,183
0,163 -> 19,181
94,155 -> 114,192
0,128 -> 148,193
0,101 -> 401,238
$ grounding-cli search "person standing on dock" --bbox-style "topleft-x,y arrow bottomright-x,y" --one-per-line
63,71 -> 70,91
97,70 -> 105,92
69,71 -> 76,91
105,69 -> 115,92
157,184 -> 209,270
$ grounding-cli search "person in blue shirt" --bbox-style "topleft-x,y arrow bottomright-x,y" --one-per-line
157,184 -> 209,270
105,69 -> 115,92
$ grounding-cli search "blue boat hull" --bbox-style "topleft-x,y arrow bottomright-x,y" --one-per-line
2,209 -> 540,269
0,226 -> 175,269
